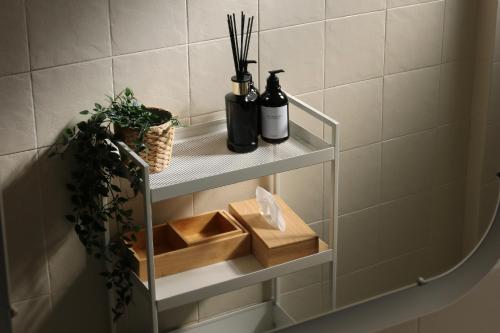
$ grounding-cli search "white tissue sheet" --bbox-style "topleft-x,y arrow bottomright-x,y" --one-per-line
256,186 -> 286,232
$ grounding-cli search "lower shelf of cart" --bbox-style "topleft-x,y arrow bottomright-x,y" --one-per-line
134,244 -> 333,312
168,301 -> 295,333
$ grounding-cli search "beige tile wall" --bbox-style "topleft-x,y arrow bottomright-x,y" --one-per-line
0,0 -> 481,331
463,0 -> 499,253
476,1 -> 500,242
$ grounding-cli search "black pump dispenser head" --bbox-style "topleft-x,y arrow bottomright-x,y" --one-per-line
266,69 -> 284,91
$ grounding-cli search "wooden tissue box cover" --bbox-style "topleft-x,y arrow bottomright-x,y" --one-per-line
228,196 -> 319,267
129,210 -> 250,280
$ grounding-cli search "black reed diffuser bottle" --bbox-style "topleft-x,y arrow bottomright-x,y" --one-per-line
225,12 -> 259,153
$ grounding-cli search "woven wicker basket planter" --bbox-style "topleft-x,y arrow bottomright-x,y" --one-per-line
117,108 -> 175,174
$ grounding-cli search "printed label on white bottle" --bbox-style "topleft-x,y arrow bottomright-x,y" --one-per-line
261,105 -> 288,139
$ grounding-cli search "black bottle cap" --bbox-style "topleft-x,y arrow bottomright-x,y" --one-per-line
266,69 -> 284,90
231,74 -> 251,83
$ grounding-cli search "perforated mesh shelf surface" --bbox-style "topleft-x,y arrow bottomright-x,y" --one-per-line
147,121 -> 333,202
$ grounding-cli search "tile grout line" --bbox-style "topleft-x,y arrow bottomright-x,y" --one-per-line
107,0 -> 115,96
439,0 -> 447,64
324,61 -> 444,93
10,292 -> 51,305
321,0 -> 328,294
433,0 -> 447,178
378,3 -> 389,265
338,244 -> 432,280
388,0 -> 444,11
185,0 -> 192,124
184,0 -> 200,321
280,280 -> 323,298
339,177 -> 462,220
325,8 -> 388,23
30,42 -> 187,74
23,1 -> 38,151
0,147 -> 39,158
29,54 -> 117,73
22,0 -> 54,312
382,60 -> 444,79
339,116 -> 462,156
260,17 -> 325,33
257,0 -> 261,90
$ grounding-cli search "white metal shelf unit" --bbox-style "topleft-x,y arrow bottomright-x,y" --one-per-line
114,92 -> 340,333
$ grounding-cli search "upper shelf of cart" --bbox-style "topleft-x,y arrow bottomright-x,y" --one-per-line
115,94 -> 339,203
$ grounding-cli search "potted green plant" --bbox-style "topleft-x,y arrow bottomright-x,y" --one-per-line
50,88 -> 181,320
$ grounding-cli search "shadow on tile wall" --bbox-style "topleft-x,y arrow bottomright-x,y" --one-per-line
3,148 -> 109,333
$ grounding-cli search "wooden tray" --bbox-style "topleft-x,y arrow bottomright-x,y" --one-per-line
229,195 -> 319,267
129,211 -> 250,280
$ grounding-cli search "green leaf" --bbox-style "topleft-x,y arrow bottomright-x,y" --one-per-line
110,184 -> 121,192
77,121 -> 88,131
117,197 -> 127,204
65,214 -> 76,222
71,195 -> 80,205
80,110 -> 90,115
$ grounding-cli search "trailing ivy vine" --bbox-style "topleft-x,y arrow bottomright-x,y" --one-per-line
50,89 -> 177,320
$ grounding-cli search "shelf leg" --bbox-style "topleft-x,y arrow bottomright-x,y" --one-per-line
330,123 -> 340,310
272,173 -> 282,306
142,166 -> 159,333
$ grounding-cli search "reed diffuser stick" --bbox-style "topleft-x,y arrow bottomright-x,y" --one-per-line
243,16 -> 253,72
227,15 -> 238,74
232,14 -> 239,76
227,12 -> 255,80
240,12 -> 245,74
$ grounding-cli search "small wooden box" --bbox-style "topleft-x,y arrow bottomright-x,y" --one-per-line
169,211 -> 242,246
129,211 -> 250,280
228,196 -> 319,267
